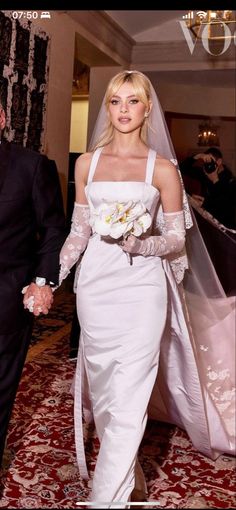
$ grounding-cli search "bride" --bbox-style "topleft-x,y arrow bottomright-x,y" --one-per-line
37,70 -> 236,507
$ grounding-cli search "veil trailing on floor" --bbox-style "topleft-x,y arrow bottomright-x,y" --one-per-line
87,71 -> 235,459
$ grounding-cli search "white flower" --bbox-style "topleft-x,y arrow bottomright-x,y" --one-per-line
90,200 -> 152,240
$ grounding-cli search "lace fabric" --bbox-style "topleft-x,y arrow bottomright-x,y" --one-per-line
153,207 -> 188,284
124,211 -> 185,258
59,203 -> 91,286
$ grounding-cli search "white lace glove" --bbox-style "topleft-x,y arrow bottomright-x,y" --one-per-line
121,211 -> 185,257
59,203 -> 91,286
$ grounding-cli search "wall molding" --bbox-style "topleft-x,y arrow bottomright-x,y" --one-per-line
64,10 -> 134,67
131,40 -> 236,71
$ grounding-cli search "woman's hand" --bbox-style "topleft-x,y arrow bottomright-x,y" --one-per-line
120,235 -> 142,254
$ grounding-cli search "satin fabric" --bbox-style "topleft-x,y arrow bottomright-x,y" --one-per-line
73,148 -> 235,507
74,149 -> 169,505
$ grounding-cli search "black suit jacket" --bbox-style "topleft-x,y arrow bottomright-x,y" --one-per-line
0,141 -> 66,333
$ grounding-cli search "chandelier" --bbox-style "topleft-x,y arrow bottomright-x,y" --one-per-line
197,121 -> 220,147
182,10 -> 236,40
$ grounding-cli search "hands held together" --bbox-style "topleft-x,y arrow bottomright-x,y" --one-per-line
22,282 -> 54,316
119,235 -> 142,254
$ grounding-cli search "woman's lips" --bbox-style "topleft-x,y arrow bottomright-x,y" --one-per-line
118,117 -> 131,123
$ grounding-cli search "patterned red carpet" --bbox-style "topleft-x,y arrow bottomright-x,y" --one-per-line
0,291 -> 235,509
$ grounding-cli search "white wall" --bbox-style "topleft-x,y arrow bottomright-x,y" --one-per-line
32,12 -> 78,206
149,79 -> 236,172
153,81 -> 235,118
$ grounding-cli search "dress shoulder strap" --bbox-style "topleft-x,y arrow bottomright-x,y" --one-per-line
145,148 -> 157,185
87,147 -> 103,183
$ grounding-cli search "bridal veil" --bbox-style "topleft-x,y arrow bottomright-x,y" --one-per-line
87,70 -> 235,458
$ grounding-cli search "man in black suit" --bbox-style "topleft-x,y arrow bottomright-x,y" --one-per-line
0,99 -> 66,467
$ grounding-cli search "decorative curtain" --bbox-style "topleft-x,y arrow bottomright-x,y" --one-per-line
0,10 -> 50,152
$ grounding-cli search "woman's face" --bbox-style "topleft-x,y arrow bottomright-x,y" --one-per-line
108,82 -> 148,135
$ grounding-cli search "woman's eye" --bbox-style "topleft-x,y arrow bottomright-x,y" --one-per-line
129,99 -> 139,104
110,99 -> 119,105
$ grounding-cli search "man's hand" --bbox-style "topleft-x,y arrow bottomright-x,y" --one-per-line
194,154 -> 219,183
22,283 -> 53,316
194,153 -> 213,163
203,167 -> 219,184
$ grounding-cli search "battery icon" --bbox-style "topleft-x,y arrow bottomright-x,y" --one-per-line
41,12 -> 51,19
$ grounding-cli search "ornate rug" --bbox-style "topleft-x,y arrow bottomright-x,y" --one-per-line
30,290 -> 76,347
0,292 -> 235,509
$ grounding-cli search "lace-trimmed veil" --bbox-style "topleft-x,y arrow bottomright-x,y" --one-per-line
87,70 -> 235,457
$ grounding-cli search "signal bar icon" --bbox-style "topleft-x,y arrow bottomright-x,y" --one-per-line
41,12 -> 51,19
182,11 -> 194,20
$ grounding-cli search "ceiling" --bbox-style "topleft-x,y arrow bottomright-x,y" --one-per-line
104,10 -> 236,89
68,10 -> 236,89
105,9 -> 236,42
105,10 -> 188,41
147,69 -> 236,89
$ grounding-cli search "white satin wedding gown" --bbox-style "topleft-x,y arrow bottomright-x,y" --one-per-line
72,147 -> 235,507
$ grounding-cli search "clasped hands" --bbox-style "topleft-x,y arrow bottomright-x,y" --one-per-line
119,235 -> 141,254
22,283 -> 53,316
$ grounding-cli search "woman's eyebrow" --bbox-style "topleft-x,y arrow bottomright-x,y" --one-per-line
111,94 -> 137,99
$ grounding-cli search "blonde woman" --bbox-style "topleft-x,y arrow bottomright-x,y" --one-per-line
59,71 -> 235,507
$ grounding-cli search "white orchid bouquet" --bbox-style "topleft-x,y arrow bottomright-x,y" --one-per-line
90,200 -> 152,263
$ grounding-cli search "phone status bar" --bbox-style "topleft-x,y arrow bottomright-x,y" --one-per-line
11,11 -> 52,20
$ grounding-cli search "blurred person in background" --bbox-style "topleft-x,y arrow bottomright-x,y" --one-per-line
180,147 -> 236,229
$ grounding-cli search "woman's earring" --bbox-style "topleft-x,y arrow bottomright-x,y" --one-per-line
144,111 -> 149,118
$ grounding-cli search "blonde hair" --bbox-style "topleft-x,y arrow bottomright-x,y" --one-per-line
91,70 -> 152,151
